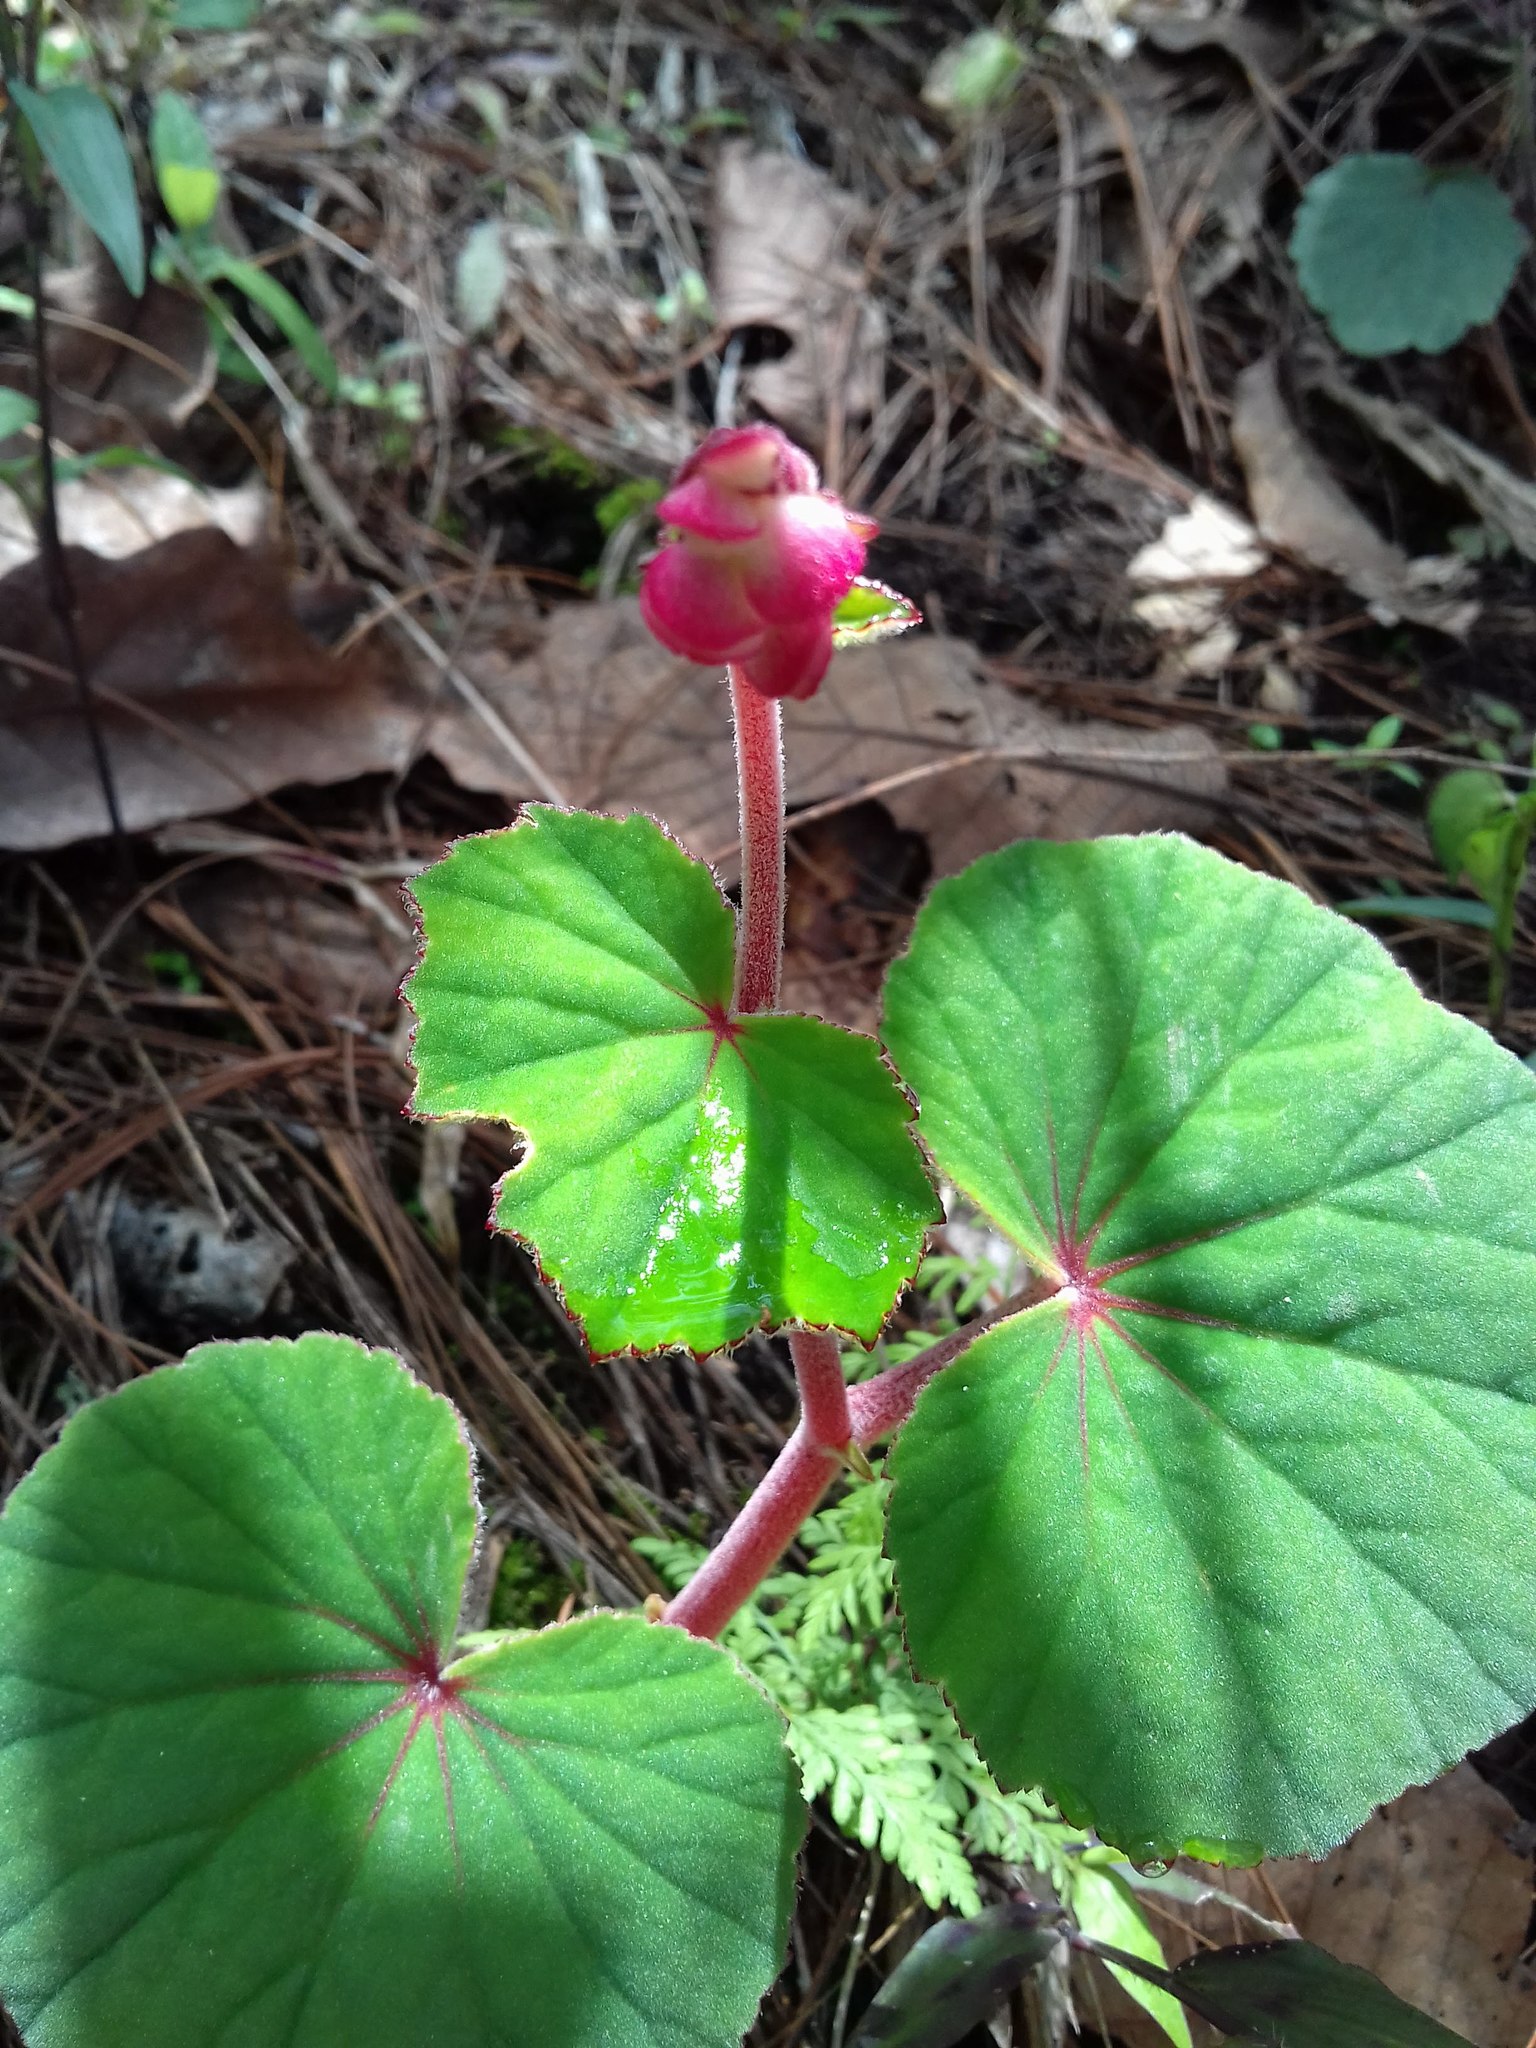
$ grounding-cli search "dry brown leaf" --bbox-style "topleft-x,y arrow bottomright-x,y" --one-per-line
711,143 -> 886,441
0,257 -> 214,456
1130,1 -> 1312,77
1096,1766 -> 1536,2048
0,529 -> 421,850
1232,357 -> 1479,634
1081,63 -> 1274,305
1311,366 -> 1536,569
444,598 -> 1224,878
0,467 -> 267,577
182,860 -> 412,1019
1259,1767 -> 1535,2048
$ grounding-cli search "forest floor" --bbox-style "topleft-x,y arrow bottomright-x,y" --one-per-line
2,3 -> 1535,2043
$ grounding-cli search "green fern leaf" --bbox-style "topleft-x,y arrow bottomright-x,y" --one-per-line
789,1704 -> 981,1914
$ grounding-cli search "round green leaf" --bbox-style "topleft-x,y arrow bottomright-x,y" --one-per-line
405,806 -> 937,1355
882,834 -> 1536,1860
1290,154 -> 1528,356
0,1335 -> 803,2047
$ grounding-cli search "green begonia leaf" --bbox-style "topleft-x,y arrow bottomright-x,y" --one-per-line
405,807 -> 937,1355
0,1334 -> 802,2047
882,834 -> 1536,1861
1290,154 -> 1527,356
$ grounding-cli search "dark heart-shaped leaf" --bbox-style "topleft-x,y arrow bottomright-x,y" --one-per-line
0,1334 -> 803,2047
405,806 -> 937,1355
881,834 -> 1536,1861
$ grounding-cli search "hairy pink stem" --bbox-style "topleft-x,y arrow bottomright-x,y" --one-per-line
662,1422 -> 836,1640
789,1328 -> 851,1448
663,1283 -> 1051,1641
729,665 -> 784,1015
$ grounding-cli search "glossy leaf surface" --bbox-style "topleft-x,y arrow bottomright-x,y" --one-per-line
883,834 -> 1536,1859
406,807 -> 936,1355
0,1335 -> 803,2047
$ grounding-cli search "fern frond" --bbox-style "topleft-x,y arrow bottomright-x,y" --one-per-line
788,1705 -> 981,1916
630,1533 -> 706,1592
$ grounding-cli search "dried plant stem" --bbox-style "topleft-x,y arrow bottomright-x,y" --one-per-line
729,666 -> 784,1015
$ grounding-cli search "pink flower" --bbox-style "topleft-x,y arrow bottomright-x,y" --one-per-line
639,424 -> 876,701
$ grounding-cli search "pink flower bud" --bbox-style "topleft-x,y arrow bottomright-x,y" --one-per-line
639,424 -> 876,701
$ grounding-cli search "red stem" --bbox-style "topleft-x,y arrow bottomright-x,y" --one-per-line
663,639 -> 1050,1643
663,1285 -> 1048,1640
729,666 -> 784,1015
662,1421 -> 836,1640
789,1328 -> 851,1448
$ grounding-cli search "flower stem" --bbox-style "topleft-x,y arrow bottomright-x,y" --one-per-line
729,665 -> 784,1015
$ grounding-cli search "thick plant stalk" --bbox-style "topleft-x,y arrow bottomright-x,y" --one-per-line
664,1287 -> 1042,1640
669,637 -> 1032,1644
662,1421 -> 836,1641
789,1328 -> 850,1450
729,665 -> 784,1015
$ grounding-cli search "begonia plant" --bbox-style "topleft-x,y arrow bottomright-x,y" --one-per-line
1,423 -> 1534,2048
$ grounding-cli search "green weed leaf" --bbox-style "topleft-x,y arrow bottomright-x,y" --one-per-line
9,83 -> 144,296
0,390 -> 37,439
1339,894 -> 1496,931
192,246 -> 339,395
1161,1941 -> 1475,2047
882,834 -> 1536,1860
1072,1863 -> 1191,2048
848,1903 -> 1061,2048
0,1334 -> 802,2047
150,90 -> 221,232
171,0 -> 260,25
405,808 -> 936,1354
1428,767 -> 1510,874
1291,155 -> 1527,355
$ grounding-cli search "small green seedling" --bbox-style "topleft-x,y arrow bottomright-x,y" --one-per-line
1429,765 -> 1536,1027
